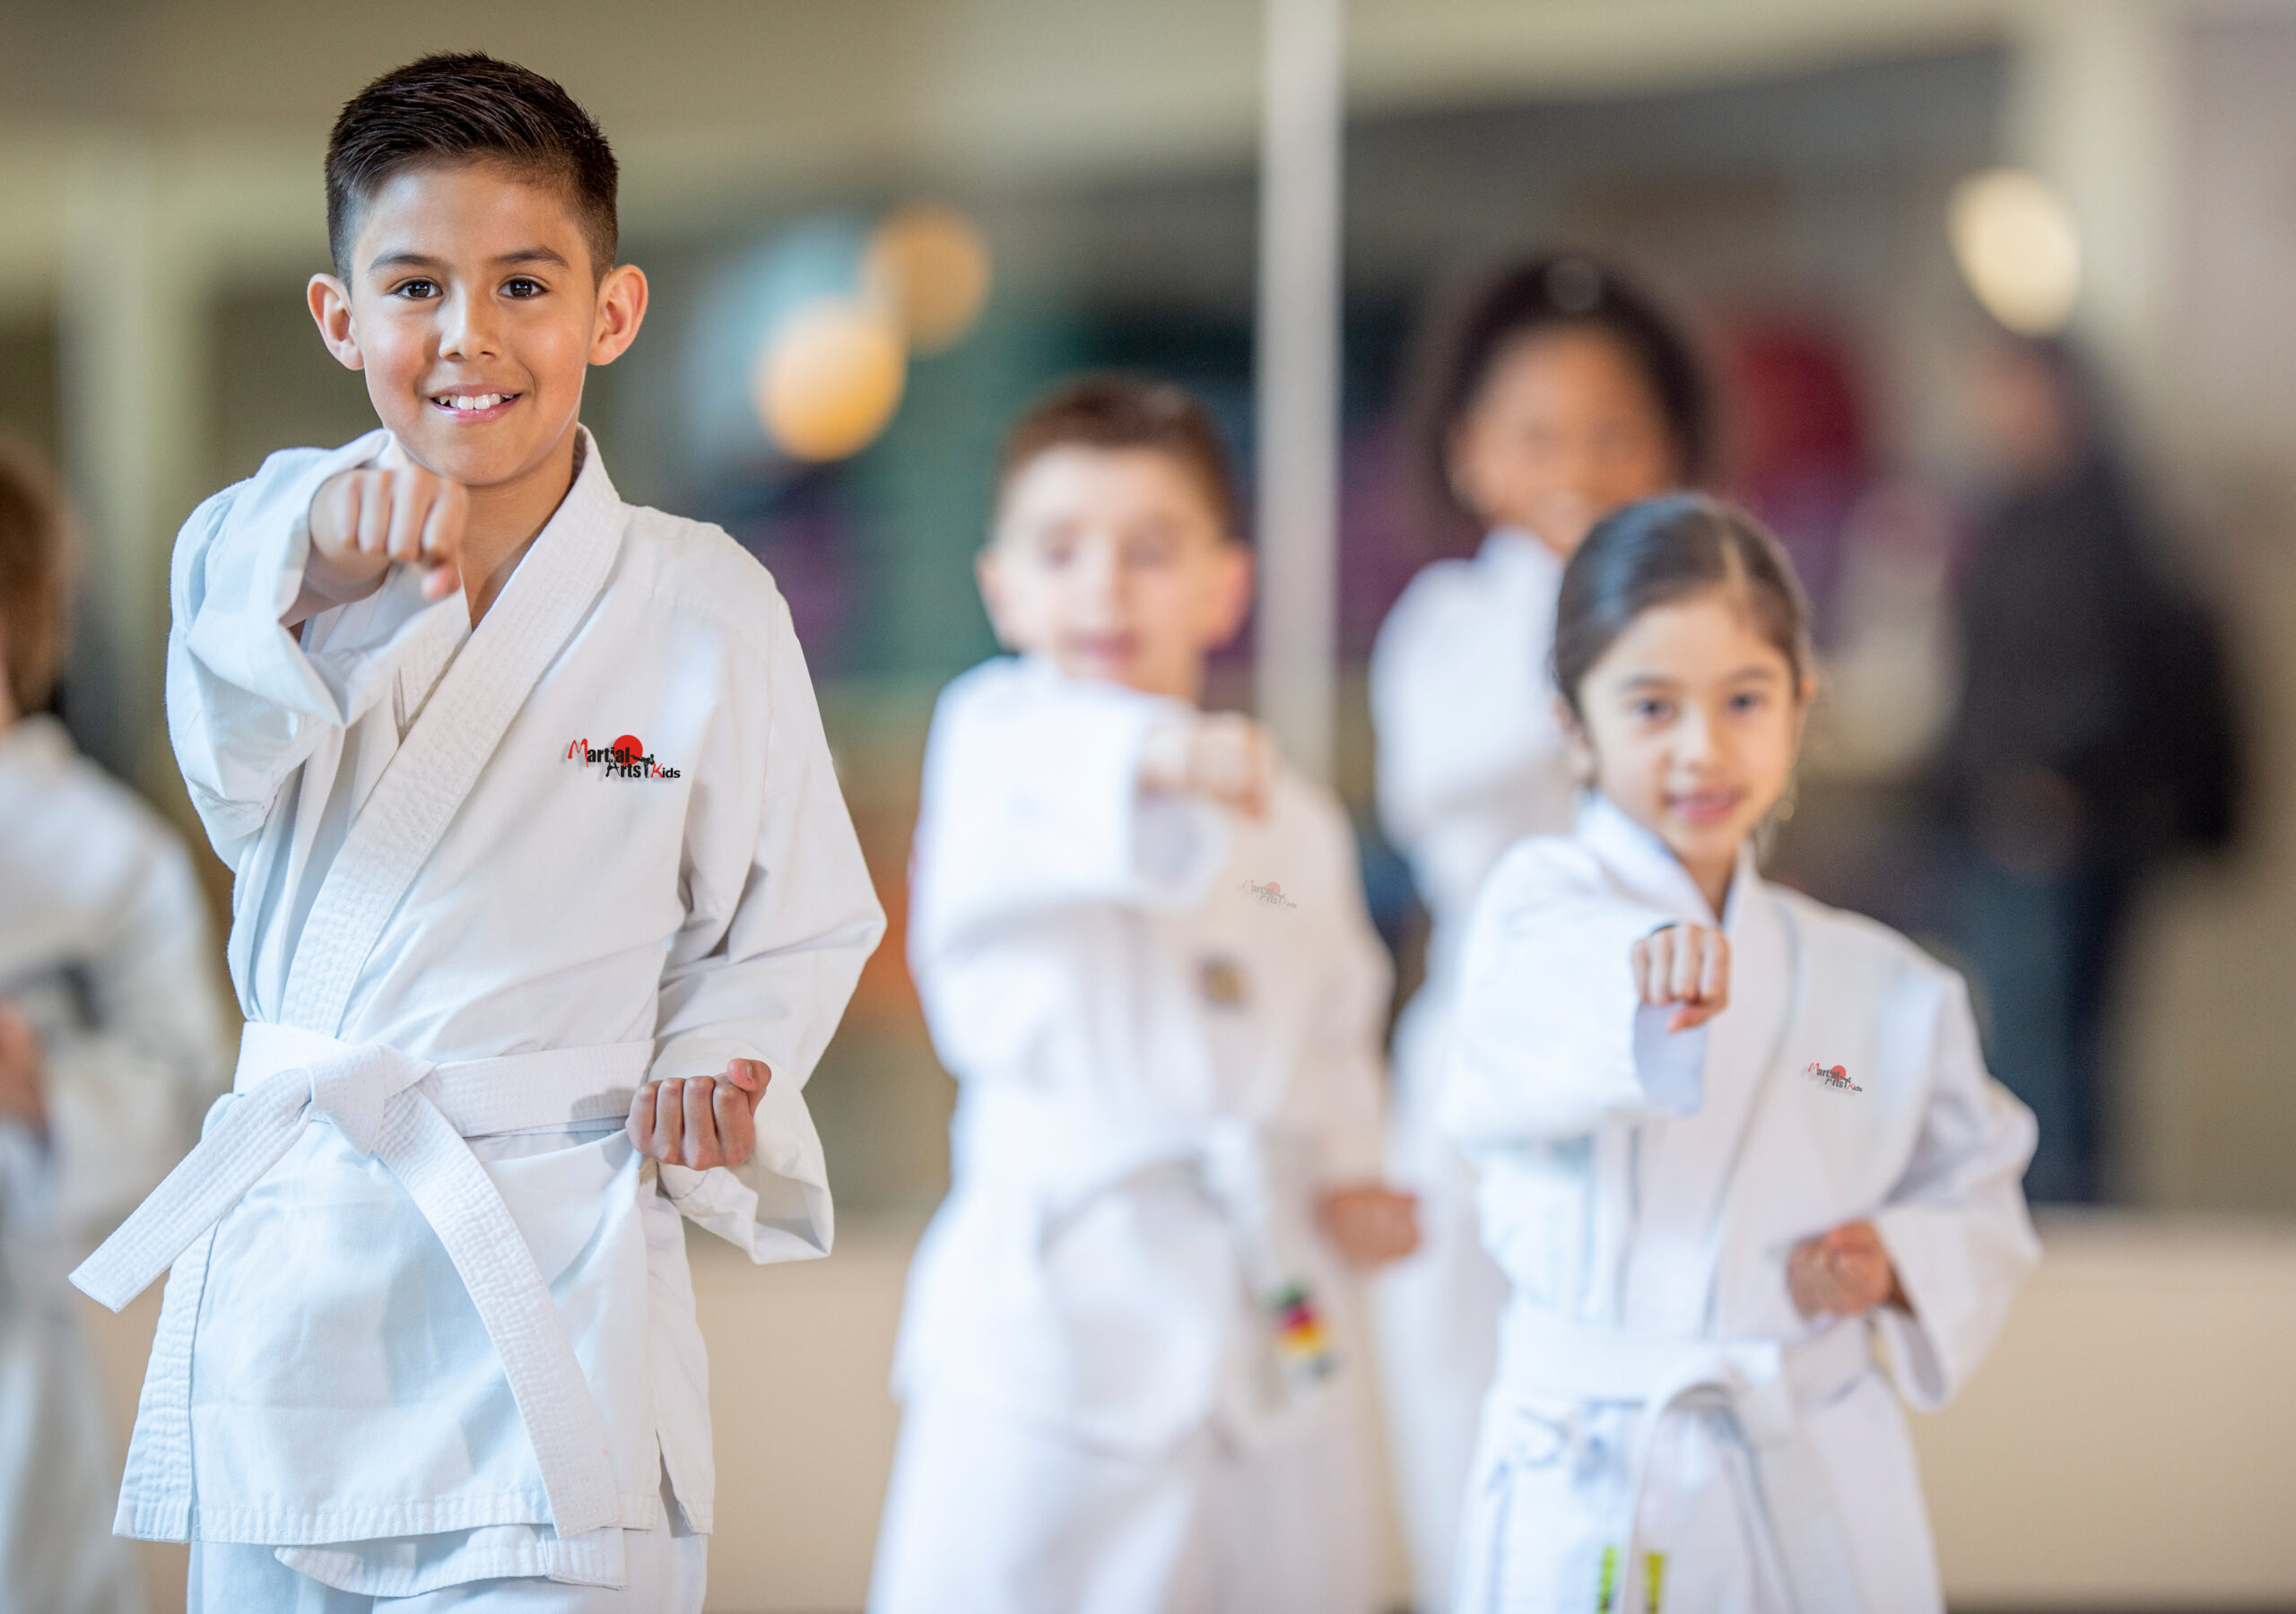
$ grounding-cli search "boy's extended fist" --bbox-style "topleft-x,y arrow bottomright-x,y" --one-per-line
291,443 -> 465,625
1141,711 -> 1274,820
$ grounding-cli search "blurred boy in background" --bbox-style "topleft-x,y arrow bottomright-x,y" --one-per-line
872,375 -> 1418,1614
0,438 -> 232,1613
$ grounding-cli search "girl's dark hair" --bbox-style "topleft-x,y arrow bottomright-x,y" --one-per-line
326,53 -> 619,279
1407,253 -> 1712,542
1552,493 -> 1811,716
0,437 -> 73,716
997,371 -> 1241,538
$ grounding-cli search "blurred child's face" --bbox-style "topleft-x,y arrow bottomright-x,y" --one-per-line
979,446 -> 1251,703
308,161 -> 646,491
1567,589 -> 1809,903
1448,326 -> 1678,558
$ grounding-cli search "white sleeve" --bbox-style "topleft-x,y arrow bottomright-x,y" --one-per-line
166,431 -> 455,870
1871,975 -> 2042,1411
650,588 -> 887,1263
1273,813 -> 1393,1184
1370,568 -> 1567,916
41,820 -> 232,1240
908,660 -> 1229,961
1439,843 -> 1707,1149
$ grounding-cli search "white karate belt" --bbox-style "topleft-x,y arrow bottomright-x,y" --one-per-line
1492,1307 -> 1873,1614
965,1095 -> 1327,1402
72,1022 -> 656,1540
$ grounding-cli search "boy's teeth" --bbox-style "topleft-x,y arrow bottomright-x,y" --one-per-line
441,394 -> 507,411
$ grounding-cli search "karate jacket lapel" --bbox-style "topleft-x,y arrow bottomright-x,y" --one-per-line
1625,870 -> 1796,1334
282,433 -> 625,1035
1575,799 -> 1799,1336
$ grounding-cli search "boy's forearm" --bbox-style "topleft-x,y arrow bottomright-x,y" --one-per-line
283,548 -> 388,629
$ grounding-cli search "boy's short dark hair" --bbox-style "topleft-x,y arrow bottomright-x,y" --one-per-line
997,373 -> 1242,539
0,438 -> 74,716
326,53 -> 618,280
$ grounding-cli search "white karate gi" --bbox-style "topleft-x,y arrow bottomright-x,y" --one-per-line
1442,797 -> 2040,1614
73,430 -> 883,1608
871,656 -> 1392,1614
1368,527 -> 1576,1610
0,715 -> 231,1614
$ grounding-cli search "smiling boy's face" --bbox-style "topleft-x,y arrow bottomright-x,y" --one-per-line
309,161 -> 645,491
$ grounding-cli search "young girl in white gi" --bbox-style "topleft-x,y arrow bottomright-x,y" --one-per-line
0,440 -> 232,1614
1444,495 -> 2039,1613
1370,255 -> 1713,1610
71,56 -> 883,1611
871,375 -> 1421,1614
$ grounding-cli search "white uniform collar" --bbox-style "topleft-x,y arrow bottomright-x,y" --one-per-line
1013,651 -> 1201,721
1576,791 -> 1762,931
1482,525 -> 1568,581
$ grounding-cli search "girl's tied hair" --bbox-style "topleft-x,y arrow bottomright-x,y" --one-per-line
1551,492 -> 1813,719
0,437 -> 74,717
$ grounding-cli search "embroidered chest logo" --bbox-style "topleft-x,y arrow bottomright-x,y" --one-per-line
564,733 -> 683,780
1240,879 -> 1296,908
1805,1061 -> 1862,1093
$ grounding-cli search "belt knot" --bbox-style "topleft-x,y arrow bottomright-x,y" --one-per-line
302,1043 -> 431,1157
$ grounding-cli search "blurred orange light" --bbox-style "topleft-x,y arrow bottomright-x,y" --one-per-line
865,204 -> 992,354
753,297 -> 908,462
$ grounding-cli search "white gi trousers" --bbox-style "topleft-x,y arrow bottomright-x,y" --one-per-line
869,1390 -> 1376,1614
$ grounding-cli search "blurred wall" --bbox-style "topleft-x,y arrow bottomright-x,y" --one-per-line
4,0 -> 2296,1222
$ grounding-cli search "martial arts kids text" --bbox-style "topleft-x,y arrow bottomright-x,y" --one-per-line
565,735 -> 682,778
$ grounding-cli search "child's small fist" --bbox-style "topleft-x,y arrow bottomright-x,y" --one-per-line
0,1001 -> 48,1137
1787,1219 -> 1905,1318
294,447 -> 467,623
1631,923 -> 1731,1032
1317,1183 -> 1421,1270
1143,712 -> 1274,819
626,1058 -> 770,1172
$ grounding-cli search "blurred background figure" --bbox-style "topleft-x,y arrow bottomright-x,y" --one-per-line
0,439 -> 230,1614
1365,254 -> 1708,1614
1931,333 -> 2242,1203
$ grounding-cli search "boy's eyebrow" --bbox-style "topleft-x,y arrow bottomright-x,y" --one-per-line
367,246 -> 573,273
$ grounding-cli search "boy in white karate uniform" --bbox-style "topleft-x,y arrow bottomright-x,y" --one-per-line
870,376 -> 1421,1614
1442,495 -> 2039,1612
72,55 -> 883,1612
0,440 -> 232,1614
1368,256 -> 1712,1611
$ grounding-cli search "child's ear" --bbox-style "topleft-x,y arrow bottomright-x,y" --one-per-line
588,265 -> 649,367
1202,540 -> 1255,648
1791,668 -> 1820,746
1553,692 -> 1598,787
974,545 -> 1016,651
307,275 -> 362,372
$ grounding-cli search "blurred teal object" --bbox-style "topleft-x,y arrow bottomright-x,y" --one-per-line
679,215 -> 875,482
